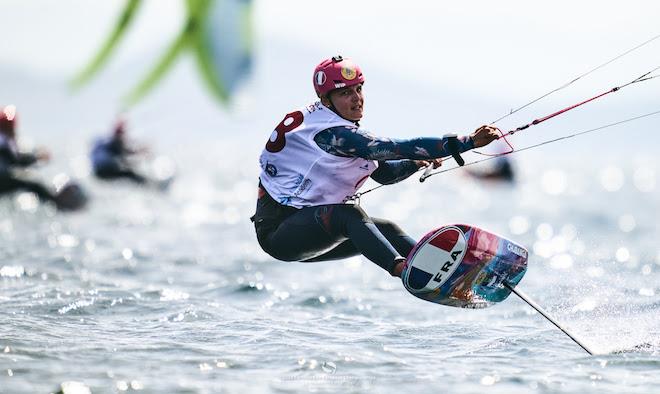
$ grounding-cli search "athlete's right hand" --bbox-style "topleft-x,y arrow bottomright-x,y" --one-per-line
470,125 -> 500,148
415,158 -> 442,169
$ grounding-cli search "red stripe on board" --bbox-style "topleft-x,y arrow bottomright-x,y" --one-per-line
429,229 -> 459,252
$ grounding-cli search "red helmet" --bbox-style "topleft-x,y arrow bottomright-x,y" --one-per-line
0,105 -> 17,135
313,55 -> 364,97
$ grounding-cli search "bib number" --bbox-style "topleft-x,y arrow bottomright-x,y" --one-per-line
265,111 -> 304,153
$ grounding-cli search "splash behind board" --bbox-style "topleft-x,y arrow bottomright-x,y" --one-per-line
402,224 -> 528,308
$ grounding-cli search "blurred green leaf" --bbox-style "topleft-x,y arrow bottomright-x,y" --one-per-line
192,0 -> 230,103
70,0 -> 141,89
123,15 -> 194,105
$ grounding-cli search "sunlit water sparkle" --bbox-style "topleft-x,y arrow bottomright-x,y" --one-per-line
1,149 -> 658,394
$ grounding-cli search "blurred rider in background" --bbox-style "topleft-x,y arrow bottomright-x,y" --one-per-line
90,117 -> 151,185
0,104 -> 61,206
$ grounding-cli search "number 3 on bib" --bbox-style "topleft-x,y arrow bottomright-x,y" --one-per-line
266,111 -> 304,153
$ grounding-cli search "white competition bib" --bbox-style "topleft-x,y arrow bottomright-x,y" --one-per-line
259,102 -> 376,208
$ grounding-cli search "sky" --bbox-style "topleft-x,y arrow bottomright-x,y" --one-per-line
258,1 -> 659,98
3,1 -> 658,91
0,0 -> 658,155
0,0 -> 660,82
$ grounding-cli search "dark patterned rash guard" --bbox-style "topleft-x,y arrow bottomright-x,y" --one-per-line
314,126 -> 474,184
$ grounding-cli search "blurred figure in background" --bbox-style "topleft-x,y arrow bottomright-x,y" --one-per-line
90,117 -> 150,185
90,117 -> 175,190
466,156 -> 515,183
0,105 -> 59,206
465,138 -> 516,183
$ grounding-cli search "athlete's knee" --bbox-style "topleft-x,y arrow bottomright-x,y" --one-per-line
325,204 -> 370,222
266,246 -> 315,263
256,234 -> 301,262
372,217 -> 405,236
268,250 -> 299,262
259,241 -> 290,261
345,204 -> 370,220
314,204 -> 371,234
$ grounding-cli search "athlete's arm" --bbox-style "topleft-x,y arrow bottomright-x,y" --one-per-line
370,160 -> 420,184
0,145 -> 38,167
314,126 -> 475,160
16,152 -> 41,167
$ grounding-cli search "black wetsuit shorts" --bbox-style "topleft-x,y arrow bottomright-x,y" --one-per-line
251,183 -> 415,274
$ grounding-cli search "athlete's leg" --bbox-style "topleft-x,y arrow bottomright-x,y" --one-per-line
0,175 -> 14,194
301,240 -> 357,262
116,169 -> 147,184
264,204 -> 403,273
0,175 -> 57,202
263,207 -> 349,261
303,217 -> 415,262
95,165 -> 147,184
371,217 -> 416,258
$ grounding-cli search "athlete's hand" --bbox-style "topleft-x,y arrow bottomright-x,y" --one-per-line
470,125 -> 500,148
416,158 -> 442,169
35,148 -> 51,163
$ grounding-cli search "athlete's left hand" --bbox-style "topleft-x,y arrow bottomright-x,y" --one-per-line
470,125 -> 501,148
416,158 -> 442,169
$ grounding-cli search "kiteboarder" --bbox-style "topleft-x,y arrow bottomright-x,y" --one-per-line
0,105 -> 59,206
90,117 -> 151,185
251,56 -> 499,277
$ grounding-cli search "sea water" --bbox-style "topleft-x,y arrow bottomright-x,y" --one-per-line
1,136 -> 658,393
